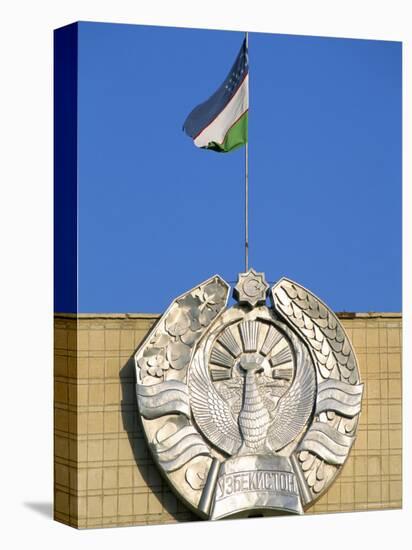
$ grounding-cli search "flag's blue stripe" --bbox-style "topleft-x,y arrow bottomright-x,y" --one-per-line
183,39 -> 248,139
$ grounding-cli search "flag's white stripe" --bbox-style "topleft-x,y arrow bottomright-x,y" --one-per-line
194,74 -> 249,148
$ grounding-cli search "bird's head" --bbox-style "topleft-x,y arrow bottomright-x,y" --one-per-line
239,352 -> 264,374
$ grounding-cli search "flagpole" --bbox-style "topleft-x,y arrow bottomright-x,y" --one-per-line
245,31 -> 249,272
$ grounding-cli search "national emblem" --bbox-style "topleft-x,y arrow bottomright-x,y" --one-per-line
134,270 -> 363,519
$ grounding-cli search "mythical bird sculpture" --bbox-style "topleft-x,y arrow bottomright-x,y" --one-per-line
189,328 -> 316,456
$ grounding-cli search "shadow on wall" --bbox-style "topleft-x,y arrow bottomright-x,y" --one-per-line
119,352 -> 196,522
23,501 -> 53,518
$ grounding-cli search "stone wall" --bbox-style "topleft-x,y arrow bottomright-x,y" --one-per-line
53,313 -> 402,528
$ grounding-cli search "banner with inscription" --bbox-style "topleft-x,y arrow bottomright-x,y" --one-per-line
211,455 -> 302,519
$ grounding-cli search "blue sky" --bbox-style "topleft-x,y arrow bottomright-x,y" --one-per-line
76,22 -> 401,313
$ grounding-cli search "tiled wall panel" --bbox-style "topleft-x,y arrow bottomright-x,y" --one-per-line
54,313 -> 402,528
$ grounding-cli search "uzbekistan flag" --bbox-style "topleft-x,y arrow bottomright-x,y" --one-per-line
183,39 -> 248,153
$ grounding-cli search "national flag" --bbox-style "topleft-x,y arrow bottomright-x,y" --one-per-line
183,39 -> 248,153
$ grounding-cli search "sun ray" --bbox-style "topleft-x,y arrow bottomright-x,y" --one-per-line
210,345 -> 235,368
239,320 -> 259,352
210,367 -> 232,381
217,326 -> 242,357
261,325 -> 283,356
270,346 -> 293,367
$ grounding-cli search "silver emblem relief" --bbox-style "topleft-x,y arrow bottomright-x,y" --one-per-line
134,270 -> 363,519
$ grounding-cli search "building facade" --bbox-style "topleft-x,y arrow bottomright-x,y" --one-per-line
54,312 -> 402,528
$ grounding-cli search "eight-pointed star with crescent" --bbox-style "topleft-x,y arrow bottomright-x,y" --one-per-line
233,268 -> 269,306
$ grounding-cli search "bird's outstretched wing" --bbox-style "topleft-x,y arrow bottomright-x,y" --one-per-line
216,378 -> 244,416
258,376 -> 287,412
189,352 -> 242,456
266,338 -> 316,451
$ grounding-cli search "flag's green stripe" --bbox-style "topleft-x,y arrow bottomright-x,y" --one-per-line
204,111 -> 248,153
